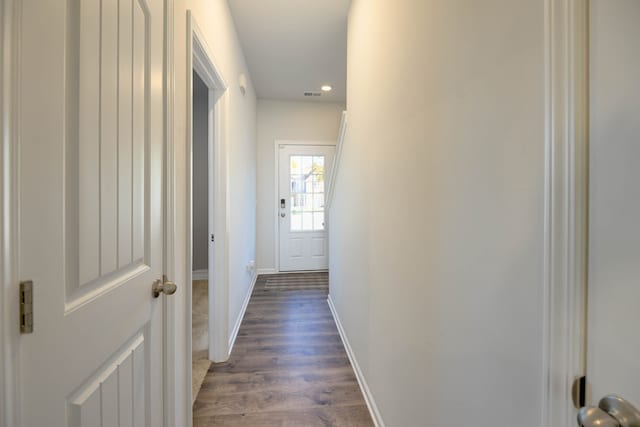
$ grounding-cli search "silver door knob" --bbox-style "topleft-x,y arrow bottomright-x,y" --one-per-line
152,278 -> 177,298
281,213 -> 286,218
578,407 -> 619,427
578,395 -> 640,427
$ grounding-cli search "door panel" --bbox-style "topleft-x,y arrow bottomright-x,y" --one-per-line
587,0 -> 640,406
18,0 -> 165,425
67,0 -> 151,305
311,237 -> 325,257
67,335 -> 144,427
278,145 -> 335,272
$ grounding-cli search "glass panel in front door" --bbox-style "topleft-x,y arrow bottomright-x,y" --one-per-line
289,155 -> 325,231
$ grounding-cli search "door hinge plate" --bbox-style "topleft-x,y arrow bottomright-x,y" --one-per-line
20,280 -> 34,334
572,375 -> 587,409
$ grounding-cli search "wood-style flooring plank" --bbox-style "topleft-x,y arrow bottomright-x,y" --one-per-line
193,272 -> 373,426
194,405 -> 372,427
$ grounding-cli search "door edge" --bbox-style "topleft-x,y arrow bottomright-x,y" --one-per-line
542,1 -> 589,426
1,0 -> 21,425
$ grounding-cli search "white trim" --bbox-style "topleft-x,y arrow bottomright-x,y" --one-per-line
271,139 -> 278,274
187,10 -> 230,364
273,140 -> 336,273
256,268 -> 277,275
162,0 -> 177,426
227,272 -> 257,355
542,1 -> 589,426
1,0 -> 20,425
191,269 -> 208,280
185,16 -> 231,425
325,111 -> 347,209
327,295 -> 384,427
261,269 -> 328,276
274,139 -> 337,147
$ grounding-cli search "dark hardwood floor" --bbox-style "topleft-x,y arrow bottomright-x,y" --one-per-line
193,272 -> 374,426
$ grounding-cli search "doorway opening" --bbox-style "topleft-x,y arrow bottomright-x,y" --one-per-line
187,12 -> 230,406
191,70 -> 211,402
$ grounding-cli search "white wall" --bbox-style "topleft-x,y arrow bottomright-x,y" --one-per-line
256,99 -> 344,272
171,1 -> 257,424
192,71 -> 208,272
329,1 -> 546,426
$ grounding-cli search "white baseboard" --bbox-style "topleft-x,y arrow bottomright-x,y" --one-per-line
192,269 -> 208,280
327,295 -> 385,427
257,268 -> 329,275
228,272 -> 258,355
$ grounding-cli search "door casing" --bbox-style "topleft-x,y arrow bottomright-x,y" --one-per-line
164,6 -> 250,426
185,9 -> 230,372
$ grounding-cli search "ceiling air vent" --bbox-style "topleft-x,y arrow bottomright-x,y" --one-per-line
304,92 -> 322,97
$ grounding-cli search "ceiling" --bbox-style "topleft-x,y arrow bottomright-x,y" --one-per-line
227,0 -> 350,103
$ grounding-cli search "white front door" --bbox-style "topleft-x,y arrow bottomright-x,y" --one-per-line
582,0 -> 640,422
278,144 -> 335,272
18,0 -> 165,425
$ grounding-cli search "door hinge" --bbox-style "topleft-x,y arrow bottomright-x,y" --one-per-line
20,280 -> 34,334
572,375 -> 587,409
211,234 -> 215,242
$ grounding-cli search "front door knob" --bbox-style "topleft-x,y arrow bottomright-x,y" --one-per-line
152,277 -> 178,298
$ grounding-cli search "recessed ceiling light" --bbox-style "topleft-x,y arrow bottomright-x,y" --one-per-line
321,85 -> 333,92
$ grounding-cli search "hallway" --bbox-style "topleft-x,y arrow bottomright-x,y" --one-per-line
193,273 -> 374,426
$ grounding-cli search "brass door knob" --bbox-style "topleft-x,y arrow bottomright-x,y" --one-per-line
152,278 -> 178,298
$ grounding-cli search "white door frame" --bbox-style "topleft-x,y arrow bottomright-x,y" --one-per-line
164,5 -> 229,427
542,0 -> 589,426
0,1 -> 20,426
273,140 -> 336,273
163,0 -> 176,424
186,12 -> 230,369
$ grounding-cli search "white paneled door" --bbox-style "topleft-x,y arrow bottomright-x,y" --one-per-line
583,0 -> 640,416
18,0 -> 165,426
278,144 -> 335,271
